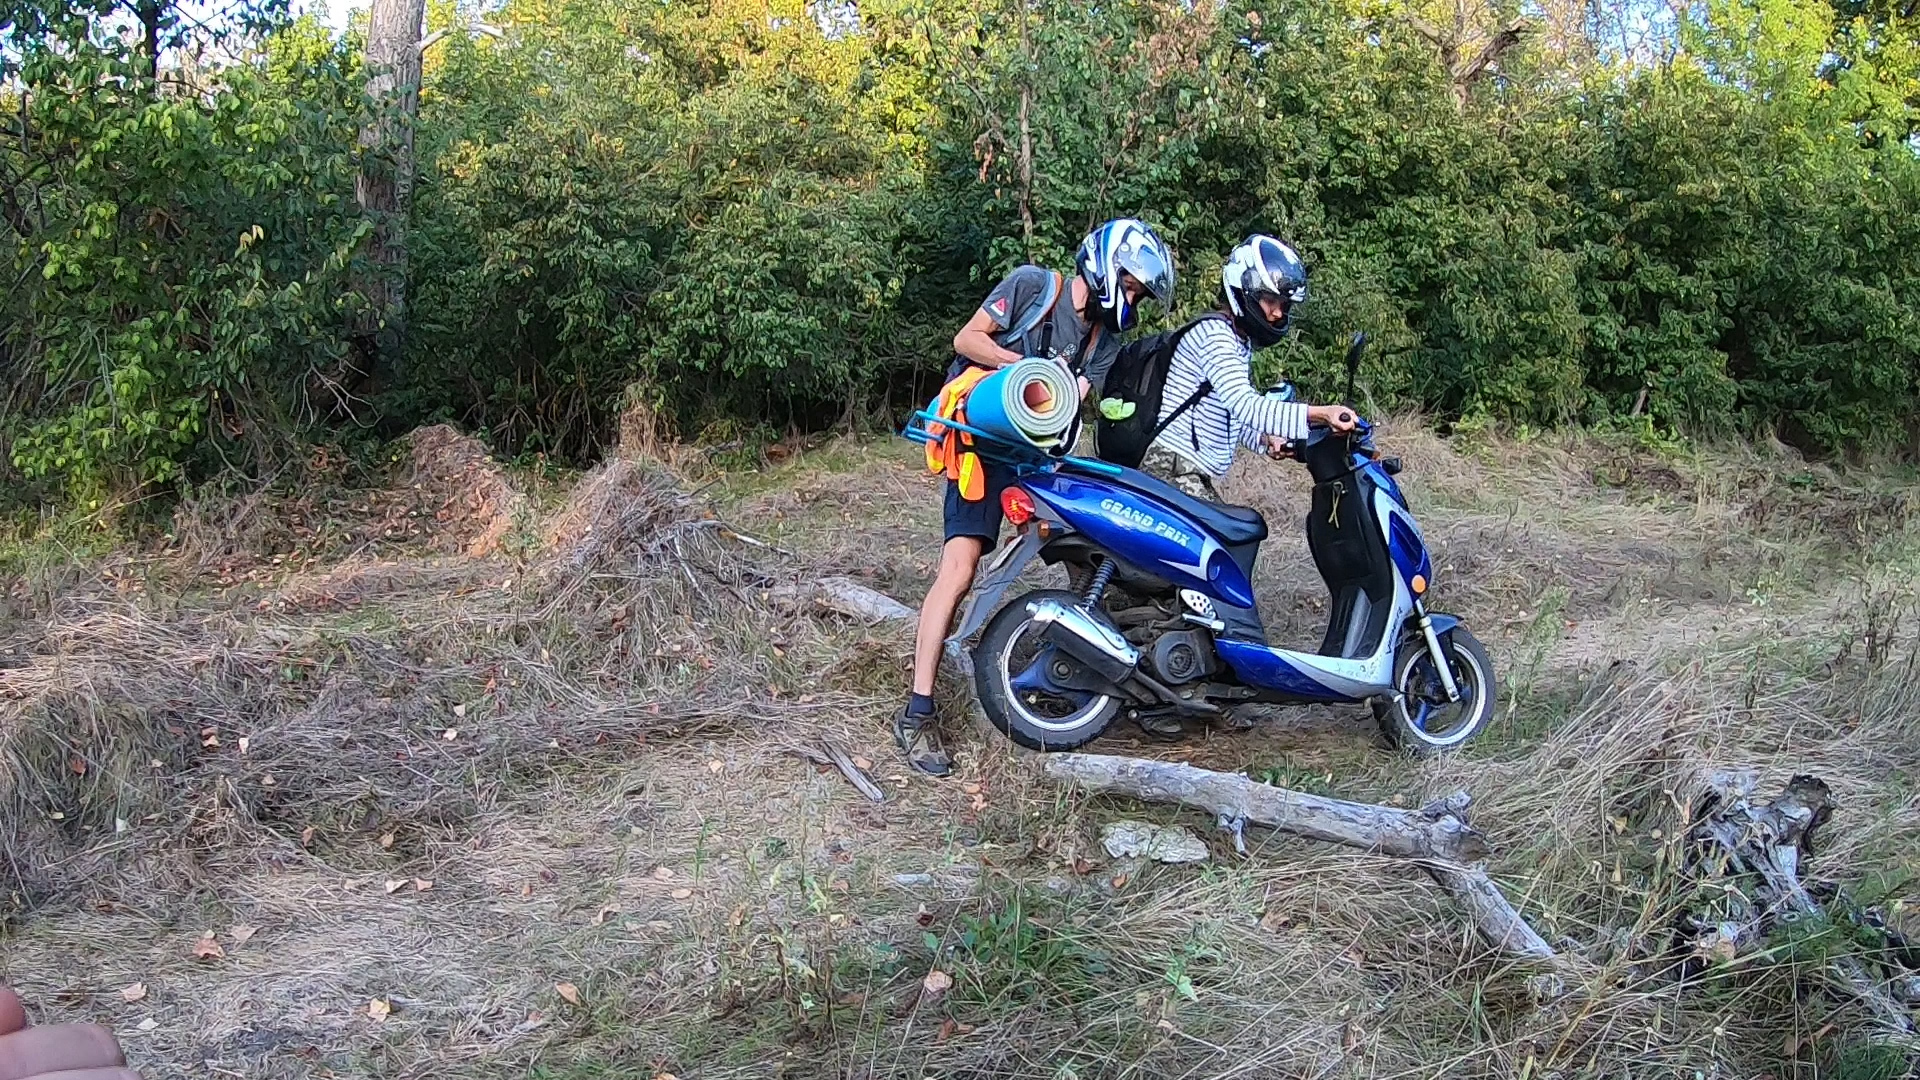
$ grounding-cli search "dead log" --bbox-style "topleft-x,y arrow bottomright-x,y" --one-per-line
769,576 -> 915,623
1685,772 -> 1916,1036
822,737 -> 886,804
1044,753 -> 1561,967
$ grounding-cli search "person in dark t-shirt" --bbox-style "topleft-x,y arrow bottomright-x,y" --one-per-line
897,218 -> 1176,777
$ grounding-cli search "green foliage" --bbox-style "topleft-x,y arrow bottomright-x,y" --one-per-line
6,0 -> 1920,505
1,10 -> 366,499
1831,1041 -> 1912,1080
944,892 -> 1107,1004
403,0 -> 918,454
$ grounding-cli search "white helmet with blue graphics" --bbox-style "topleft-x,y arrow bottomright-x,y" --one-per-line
1222,235 -> 1309,349
1076,218 -> 1176,333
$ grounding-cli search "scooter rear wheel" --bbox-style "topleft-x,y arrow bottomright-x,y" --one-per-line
1374,627 -> 1497,753
973,589 -> 1124,751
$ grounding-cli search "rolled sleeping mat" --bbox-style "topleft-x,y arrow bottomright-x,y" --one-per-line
961,357 -> 1079,449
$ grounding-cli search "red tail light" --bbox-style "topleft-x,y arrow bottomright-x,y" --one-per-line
1001,486 -> 1037,526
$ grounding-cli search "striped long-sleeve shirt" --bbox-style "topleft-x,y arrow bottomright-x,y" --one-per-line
1150,317 -> 1310,478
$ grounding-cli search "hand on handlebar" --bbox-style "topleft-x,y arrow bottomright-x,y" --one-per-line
1307,404 -> 1358,433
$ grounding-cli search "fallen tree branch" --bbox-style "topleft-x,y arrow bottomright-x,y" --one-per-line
694,519 -> 796,560
823,736 -> 886,803
784,739 -> 886,803
1044,753 -> 1562,967
769,576 -> 913,623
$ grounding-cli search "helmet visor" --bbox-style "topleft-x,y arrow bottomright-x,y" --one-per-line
1117,241 -> 1175,305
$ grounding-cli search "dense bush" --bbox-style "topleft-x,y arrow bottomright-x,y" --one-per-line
4,0 -> 1919,499
1,12 -> 367,500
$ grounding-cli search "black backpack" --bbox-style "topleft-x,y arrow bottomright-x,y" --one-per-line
1092,313 -> 1231,469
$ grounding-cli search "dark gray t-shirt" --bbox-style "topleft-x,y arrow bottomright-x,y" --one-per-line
948,265 -> 1118,387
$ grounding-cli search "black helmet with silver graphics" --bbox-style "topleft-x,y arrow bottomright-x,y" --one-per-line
1222,235 -> 1308,349
1076,218 -> 1176,333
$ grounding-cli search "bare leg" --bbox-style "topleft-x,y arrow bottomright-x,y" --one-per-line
911,536 -> 985,695
896,536 -> 985,776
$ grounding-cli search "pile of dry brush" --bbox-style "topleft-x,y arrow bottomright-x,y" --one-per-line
1,446 -> 899,923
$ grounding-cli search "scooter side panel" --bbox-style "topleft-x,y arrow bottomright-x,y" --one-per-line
1203,473 -> 1420,701
1022,473 -> 1257,609
1214,639 -> 1388,701
1377,488 -> 1433,591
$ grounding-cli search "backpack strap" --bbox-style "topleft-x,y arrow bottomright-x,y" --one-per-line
1153,380 -> 1213,449
955,270 -> 1066,376
1076,317 -> 1103,377
1006,270 -> 1064,347
1145,313 -> 1232,446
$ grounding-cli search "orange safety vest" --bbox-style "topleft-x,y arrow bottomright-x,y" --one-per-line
924,365 -> 996,501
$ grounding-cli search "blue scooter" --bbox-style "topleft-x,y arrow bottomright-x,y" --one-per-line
910,333 -> 1497,752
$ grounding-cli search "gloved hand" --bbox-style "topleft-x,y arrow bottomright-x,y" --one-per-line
0,986 -> 142,1080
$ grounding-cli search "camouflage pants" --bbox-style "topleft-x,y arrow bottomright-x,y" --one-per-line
1141,445 -> 1219,500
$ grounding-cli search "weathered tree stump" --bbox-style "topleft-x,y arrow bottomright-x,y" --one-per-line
1682,772 -> 1916,1037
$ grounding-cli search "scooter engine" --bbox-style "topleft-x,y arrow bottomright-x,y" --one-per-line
1149,630 -> 1219,685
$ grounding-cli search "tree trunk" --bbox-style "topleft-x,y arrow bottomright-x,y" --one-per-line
350,0 -> 428,394
1403,7 -> 1531,110
137,0 -> 163,80
1015,7 -> 1035,256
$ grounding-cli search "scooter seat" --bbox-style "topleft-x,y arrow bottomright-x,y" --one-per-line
1096,464 -> 1270,546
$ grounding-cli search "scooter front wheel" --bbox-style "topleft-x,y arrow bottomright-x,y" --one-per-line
973,589 -> 1123,751
1375,627 -> 1497,753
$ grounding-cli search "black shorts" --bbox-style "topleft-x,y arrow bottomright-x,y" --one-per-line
942,460 -> 1015,550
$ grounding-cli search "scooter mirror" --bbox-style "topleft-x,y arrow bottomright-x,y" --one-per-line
1342,332 -> 1368,408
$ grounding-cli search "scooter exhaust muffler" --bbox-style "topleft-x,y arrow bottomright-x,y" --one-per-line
1025,596 -> 1139,684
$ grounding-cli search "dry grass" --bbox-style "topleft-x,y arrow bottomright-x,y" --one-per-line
3,421 -> 1918,1079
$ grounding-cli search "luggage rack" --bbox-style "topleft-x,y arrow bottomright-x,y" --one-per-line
901,407 -> 1124,478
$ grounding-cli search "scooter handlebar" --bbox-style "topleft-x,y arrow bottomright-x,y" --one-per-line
1273,413 -> 1378,461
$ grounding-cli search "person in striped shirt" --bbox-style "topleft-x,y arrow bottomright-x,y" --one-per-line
1143,235 -> 1355,500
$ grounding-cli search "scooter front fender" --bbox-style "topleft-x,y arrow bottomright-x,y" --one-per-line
948,526 -> 1046,645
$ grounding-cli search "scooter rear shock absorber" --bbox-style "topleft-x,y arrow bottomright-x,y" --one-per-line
1083,557 -> 1117,607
